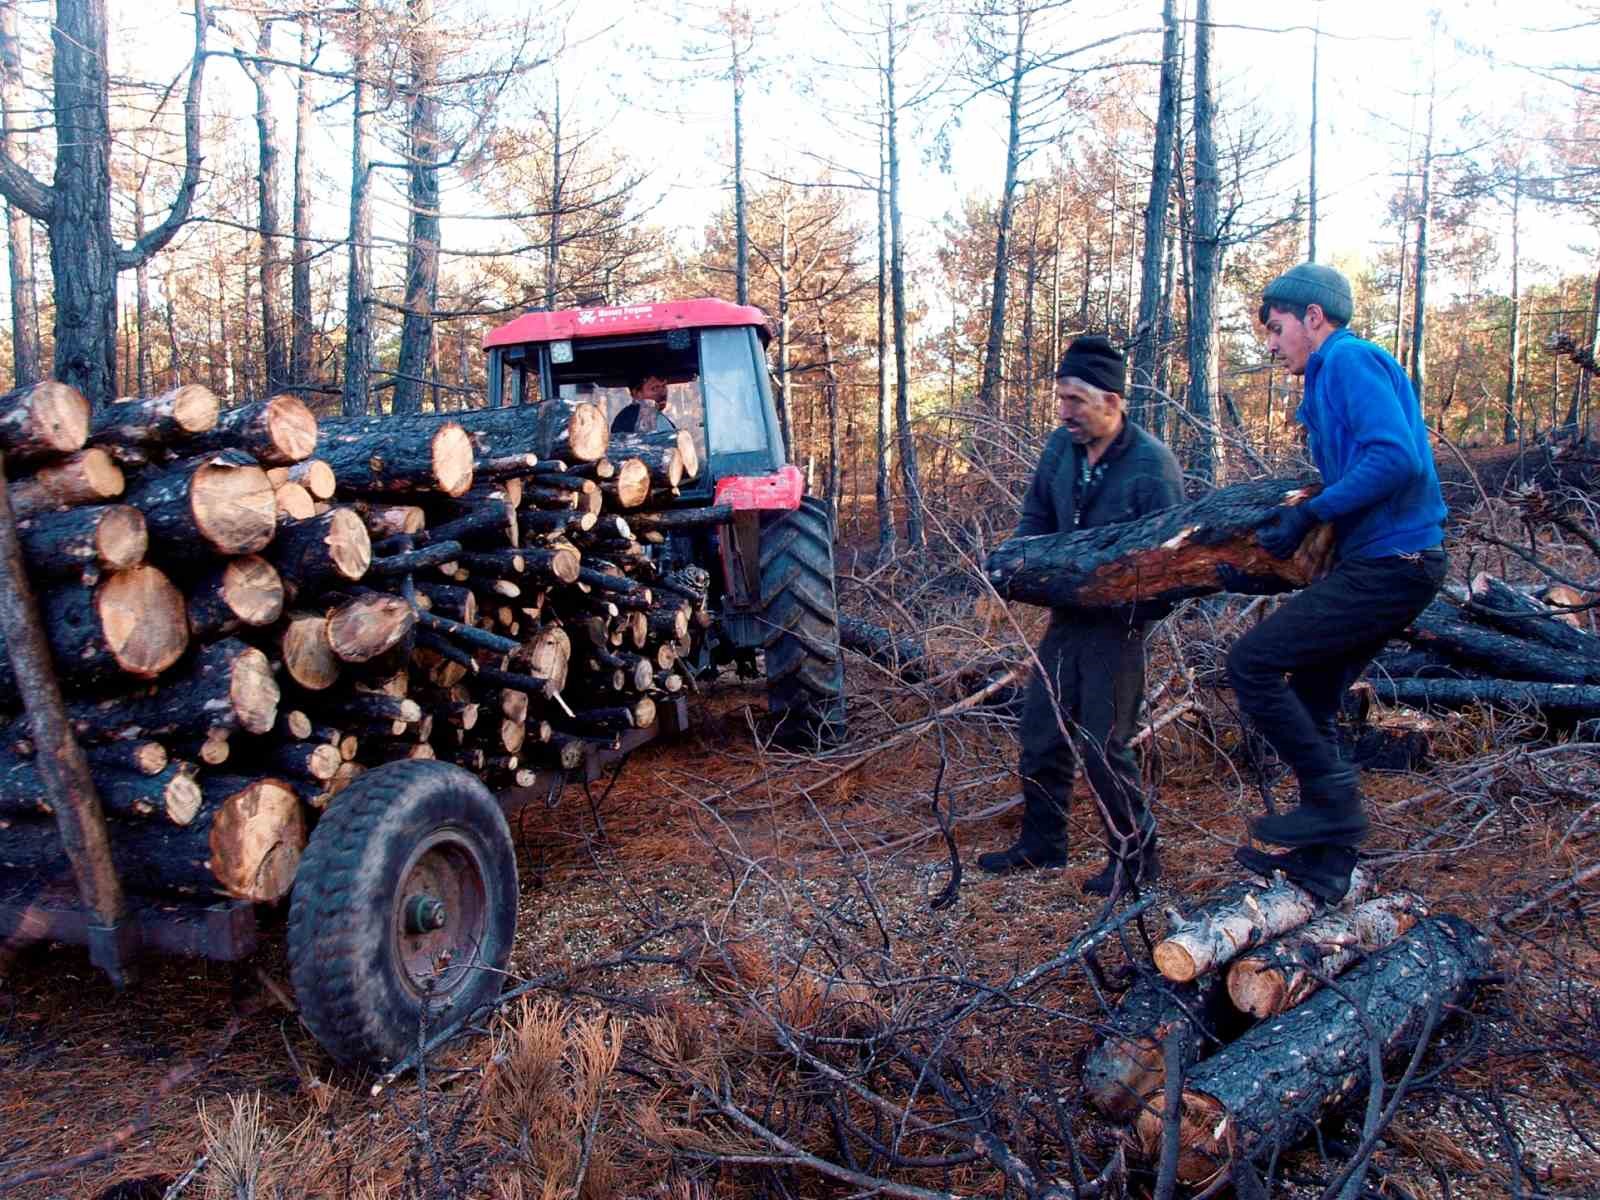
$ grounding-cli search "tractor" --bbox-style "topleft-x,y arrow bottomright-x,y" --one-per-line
482,298 -> 846,743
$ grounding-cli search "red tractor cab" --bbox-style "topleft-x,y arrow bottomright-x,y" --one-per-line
482,299 -> 844,742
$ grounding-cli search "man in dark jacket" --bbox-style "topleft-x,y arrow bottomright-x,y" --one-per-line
979,336 -> 1184,894
1229,263 -> 1447,901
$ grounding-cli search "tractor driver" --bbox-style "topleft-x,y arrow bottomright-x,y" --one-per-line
612,374 -> 676,435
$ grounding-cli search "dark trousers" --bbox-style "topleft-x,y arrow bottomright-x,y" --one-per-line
1018,617 -> 1151,854
1227,551 -> 1446,799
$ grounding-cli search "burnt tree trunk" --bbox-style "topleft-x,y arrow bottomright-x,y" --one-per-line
315,418 -> 474,497
986,478 -> 1331,610
87,384 -> 218,460
0,380 -> 90,462
7,448 -> 124,518
121,450 -> 277,555
1407,601 -> 1600,684
15,503 -> 146,579
188,394 -> 317,465
1373,676 -> 1600,718
1466,573 -> 1600,661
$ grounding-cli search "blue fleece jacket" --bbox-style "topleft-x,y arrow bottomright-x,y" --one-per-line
1298,328 -> 1446,559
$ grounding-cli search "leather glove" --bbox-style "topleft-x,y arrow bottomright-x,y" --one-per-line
1256,503 -> 1317,560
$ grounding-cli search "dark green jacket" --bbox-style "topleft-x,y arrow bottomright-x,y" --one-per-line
1016,419 -> 1184,630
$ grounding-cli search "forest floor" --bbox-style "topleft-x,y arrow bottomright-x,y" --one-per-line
2,595 -> 1598,1200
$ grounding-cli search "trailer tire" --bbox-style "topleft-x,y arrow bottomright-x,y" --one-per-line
288,761 -> 517,1068
758,495 -> 846,745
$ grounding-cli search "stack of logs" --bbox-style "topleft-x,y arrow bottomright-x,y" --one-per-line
1370,575 -> 1600,723
0,379 -> 710,908
1081,869 -> 1492,1186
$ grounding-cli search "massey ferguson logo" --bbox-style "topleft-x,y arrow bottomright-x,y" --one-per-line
576,304 -> 655,326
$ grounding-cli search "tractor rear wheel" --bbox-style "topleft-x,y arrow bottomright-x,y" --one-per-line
758,495 -> 846,745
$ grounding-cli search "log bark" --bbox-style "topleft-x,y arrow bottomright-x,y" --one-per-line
1135,915 -> 1493,1186
606,440 -> 680,489
1408,601 -> 1600,684
188,394 -> 318,465
316,416 -> 474,496
1154,868 -> 1374,984
8,448 -> 124,519
0,380 -> 90,463
1082,973 -> 1241,1123
88,384 -> 218,458
0,565 -> 188,698
49,638 -> 279,744
612,427 -> 697,480
122,450 -> 277,555
267,507 -> 371,597
445,401 -> 607,464
15,503 -> 147,579
626,504 -> 732,532
986,478 -> 1333,609
185,555 -> 285,640
838,614 -> 927,681
1467,573 -> 1600,660
1373,676 -> 1600,718
1227,892 -> 1427,1018
0,754 -> 201,824
1,776 -> 306,902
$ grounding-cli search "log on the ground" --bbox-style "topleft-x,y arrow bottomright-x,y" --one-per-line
1154,868 -> 1374,984
88,385 -> 219,459
1226,892 -> 1427,1019
1373,676 -> 1600,718
838,614 -> 927,681
8,448 -> 124,518
315,416 -> 475,496
985,478 -> 1333,609
121,450 -> 277,556
187,394 -> 318,465
16,503 -> 147,579
1407,601 -> 1600,684
1135,915 -> 1493,1186
1466,573 -> 1600,660
1082,973 -> 1243,1123
0,380 -> 90,463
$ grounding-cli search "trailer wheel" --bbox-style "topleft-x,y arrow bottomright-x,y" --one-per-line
288,761 -> 517,1068
758,495 -> 846,745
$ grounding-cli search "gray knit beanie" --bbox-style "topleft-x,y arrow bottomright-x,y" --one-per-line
1260,263 -> 1353,325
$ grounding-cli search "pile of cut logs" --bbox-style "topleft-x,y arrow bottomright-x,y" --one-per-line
1082,869 -> 1492,1186
0,379 -> 708,906
1370,575 -> 1600,722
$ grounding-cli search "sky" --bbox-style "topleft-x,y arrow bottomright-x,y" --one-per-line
8,0 -> 1599,325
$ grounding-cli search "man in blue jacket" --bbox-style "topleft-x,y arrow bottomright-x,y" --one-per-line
1228,263 -> 1447,901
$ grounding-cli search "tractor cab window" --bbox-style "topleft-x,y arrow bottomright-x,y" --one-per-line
548,332 -> 706,465
486,345 -> 542,410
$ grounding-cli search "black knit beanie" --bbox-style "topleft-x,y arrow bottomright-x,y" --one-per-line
1055,335 -> 1125,395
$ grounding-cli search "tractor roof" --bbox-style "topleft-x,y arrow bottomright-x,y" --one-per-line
484,298 -> 770,349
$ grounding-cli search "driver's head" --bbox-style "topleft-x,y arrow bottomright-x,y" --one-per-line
630,374 -> 668,405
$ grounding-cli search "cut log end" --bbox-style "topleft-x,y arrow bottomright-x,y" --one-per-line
433,423 -> 476,496
1134,1091 -> 1230,1188
96,505 -> 149,571
165,771 -> 204,826
193,456 -> 278,554
614,458 -> 652,507
231,645 -> 281,734
283,613 -> 340,691
1152,941 -> 1200,984
169,384 -> 221,434
565,403 -> 609,463
291,458 -> 337,500
328,594 -> 416,663
275,481 -> 316,521
97,565 -> 190,678
1225,959 -> 1284,1019
222,555 -> 286,628
264,393 -> 319,463
208,777 -> 305,902
0,380 -> 89,460
325,507 -> 374,580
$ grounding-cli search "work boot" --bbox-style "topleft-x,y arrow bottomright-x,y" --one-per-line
1082,827 -> 1161,897
1249,770 -> 1369,848
1233,843 -> 1359,905
976,839 -> 1068,875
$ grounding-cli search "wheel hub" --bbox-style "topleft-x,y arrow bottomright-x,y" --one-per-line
404,893 -> 448,933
